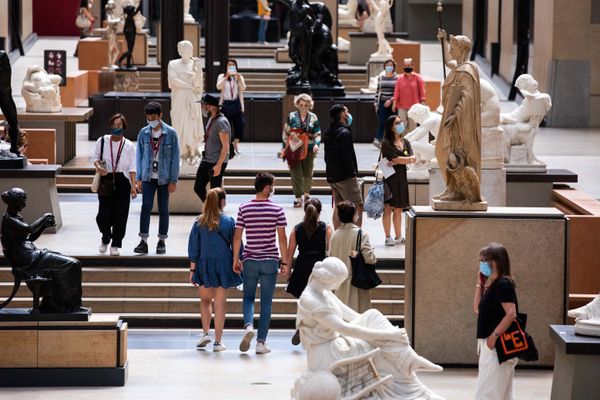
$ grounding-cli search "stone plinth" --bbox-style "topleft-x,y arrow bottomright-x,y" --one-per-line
77,37 -> 124,70
156,22 -> 201,63
431,198 -> 488,211
59,70 -> 89,107
405,207 -> 566,366
506,144 -> 547,172
390,39 -> 421,73
114,69 -> 140,92
99,67 -> 116,93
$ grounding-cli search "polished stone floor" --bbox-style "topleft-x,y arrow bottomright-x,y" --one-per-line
0,329 -> 553,400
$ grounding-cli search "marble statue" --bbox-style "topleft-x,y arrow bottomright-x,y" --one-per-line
568,294 -> 600,337
338,0 -> 359,27
184,0 -> 195,23
291,257 -> 444,400
116,0 -> 143,69
405,103 -> 441,174
434,30 -> 484,207
114,0 -> 146,33
500,74 -> 551,166
367,0 -> 394,60
362,0 -> 393,33
168,40 -> 204,162
21,66 -> 62,113
0,188 -> 83,313
0,50 -> 20,156
104,0 -> 121,67
479,79 -> 504,167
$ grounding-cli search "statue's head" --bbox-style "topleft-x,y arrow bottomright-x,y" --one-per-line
1,187 -> 27,211
310,257 -> 348,291
515,74 -> 539,96
449,35 -> 472,60
177,40 -> 193,59
408,103 -> 431,123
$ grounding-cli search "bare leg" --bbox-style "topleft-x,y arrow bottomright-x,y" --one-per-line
332,205 -> 341,230
213,288 -> 227,343
382,204 -> 392,238
392,208 -> 402,240
199,286 -> 215,334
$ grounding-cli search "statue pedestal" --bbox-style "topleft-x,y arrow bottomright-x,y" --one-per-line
405,207 -> 566,366
0,317 -> 128,386
156,22 -> 201,62
506,145 -> 547,172
481,126 -> 505,169
99,67 -> 116,93
77,37 -> 124,70
348,32 -> 409,65
366,58 -> 386,90
431,198 -> 488,211
114,69 -> 140,92
390,39 -> 421,73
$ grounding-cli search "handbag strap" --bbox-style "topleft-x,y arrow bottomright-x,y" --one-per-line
100,135 -> 105,161
355,229 -> 362,252
216,227 -> 232,248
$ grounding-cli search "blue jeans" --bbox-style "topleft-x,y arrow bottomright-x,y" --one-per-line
376,100 -> 394,141
258,18 -> 268,43
139,179 -> 169,239
242,259 -> 279,341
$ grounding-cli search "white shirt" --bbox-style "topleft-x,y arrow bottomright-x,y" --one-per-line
94,135 -> 136,176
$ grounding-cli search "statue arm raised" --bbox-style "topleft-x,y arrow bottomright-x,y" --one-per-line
27,213 -> 55,241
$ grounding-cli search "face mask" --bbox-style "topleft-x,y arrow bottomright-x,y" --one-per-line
479,261 -> 492,277
395,123 -> 405,135
385,65 -> 394,73
147,119 -> 159,129
404,67 -> 413,73
111,127 -> 123,136
202,109 -> 211,118
227,66 -> 236,74
346,113 -> 353,126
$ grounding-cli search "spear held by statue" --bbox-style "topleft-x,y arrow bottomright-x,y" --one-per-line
436,1 -> 447,80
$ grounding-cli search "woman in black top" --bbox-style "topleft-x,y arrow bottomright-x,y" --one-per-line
380,115 -> 416,246
473,243 -> 519,400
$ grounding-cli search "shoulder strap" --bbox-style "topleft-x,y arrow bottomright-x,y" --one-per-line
355,228 -> 362,251
216,227 -> 232,247
100,135 -> 105,161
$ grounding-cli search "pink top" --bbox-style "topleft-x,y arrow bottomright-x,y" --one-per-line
393,73 -> 426,110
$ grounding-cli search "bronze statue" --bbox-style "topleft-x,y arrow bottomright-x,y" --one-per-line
116,0 -> 143,70
1,188 -> 83,313
0,50 -> 20,156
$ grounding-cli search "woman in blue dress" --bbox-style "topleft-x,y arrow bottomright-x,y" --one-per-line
188,187 -> 242,352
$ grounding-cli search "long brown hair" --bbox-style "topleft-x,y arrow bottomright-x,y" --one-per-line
479,242 -> 515,285
198,188 -> 226,231
303,198 -> 322,237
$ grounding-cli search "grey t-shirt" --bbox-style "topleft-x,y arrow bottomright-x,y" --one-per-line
204,114 -> 231,163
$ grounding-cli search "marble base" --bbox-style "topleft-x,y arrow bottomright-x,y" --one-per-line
481,126 -> 504,167
431,198 -> 488,211
366,60 -> 386,91
507,144 -> 547,172
405,207 -> 566,366
99,67 -> 116,93
574,319 -> 600,337
114,69 -> 140,92
429,165 -> 507,206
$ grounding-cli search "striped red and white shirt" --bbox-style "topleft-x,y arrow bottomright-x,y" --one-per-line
235,199 -> 287,261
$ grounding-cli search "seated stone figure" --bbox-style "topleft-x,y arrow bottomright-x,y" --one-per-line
21,66 -> 62,113
568,293 -> 600,337
1,188 -> 83,313
500,74 -> 551,165
292,257 -> 443,400
405,103 -> 441,173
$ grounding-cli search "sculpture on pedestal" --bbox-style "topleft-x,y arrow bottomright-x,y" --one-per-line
479,79 -> 505,167
433,30 -> 484,208
366,0 -> 394,59
168,40 -> 204,163
500,74 -> 551,167
0,188 -> 83,313
115,0 -> 143,70
291,257 -> 444,400
0,50 -> 21,156
281,0 -> 343,94
405,104 -> 440,174
21,66 -> 63,113
568,294 -> 600,337
104,0 -> 121,67
361,0 -> 393,33
338,0 -> 360,27
183,0 -> 196,23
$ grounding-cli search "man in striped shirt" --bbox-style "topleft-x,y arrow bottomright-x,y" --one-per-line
233,172 -> 288,354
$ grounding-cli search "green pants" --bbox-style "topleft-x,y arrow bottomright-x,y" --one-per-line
289,149 -> 315,197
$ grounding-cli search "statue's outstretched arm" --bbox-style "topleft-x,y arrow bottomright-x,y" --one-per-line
317,310 -> 399,343
28,213 -> 54,241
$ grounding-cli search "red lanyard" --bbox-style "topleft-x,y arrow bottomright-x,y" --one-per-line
109,137 -> 125,181
152,134 -> 162,160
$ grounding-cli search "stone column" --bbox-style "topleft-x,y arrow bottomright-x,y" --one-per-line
160,0 -> 184,92
205,0 -> 229,93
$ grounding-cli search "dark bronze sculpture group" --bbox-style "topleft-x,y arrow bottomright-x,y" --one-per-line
0,50 -> 21,157
1,188 -> 83,314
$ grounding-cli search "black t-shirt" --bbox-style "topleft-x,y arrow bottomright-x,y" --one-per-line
477,277 -> 517,339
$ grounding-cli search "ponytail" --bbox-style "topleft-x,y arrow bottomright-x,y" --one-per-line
303,198 -> 322,237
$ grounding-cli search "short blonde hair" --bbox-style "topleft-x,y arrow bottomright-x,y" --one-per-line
294,93 -> 314,110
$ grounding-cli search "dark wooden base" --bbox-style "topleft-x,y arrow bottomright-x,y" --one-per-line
0,362 -> 128,387
0,307 -> 91,322
0,157 -> 26,169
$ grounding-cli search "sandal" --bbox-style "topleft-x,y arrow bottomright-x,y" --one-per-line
293,199 -> 302,208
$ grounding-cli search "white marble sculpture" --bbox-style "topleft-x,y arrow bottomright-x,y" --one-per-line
362,0 -> 393,34
291,257 -> 444,400
104,0 -> 121,67
116,0 -> 146,32
21,66 -> 62,113
568,294 -> 600,337
479,79 -> 505,168
500,74 -> 551,169
183,0 -> 195,23
339,0 -> 359,27
405,104 -> 441,177
367,0 -> 394,60
168,40 -> 204,162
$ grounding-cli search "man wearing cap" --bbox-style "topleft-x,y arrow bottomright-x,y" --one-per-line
392,58 -> 426,131
194,93 -> 231,204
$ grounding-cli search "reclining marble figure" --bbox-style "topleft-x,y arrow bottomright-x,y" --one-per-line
291,257 -> 444,400
405,103 -> 440,173
568,294 -> 600,337
21,65 -> 62,113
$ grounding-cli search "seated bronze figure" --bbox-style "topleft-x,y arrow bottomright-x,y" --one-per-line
1,188 -> 83,313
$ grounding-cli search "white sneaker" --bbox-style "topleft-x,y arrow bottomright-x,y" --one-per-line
239,325 -> 255,352
196,332 -> 212,349
395,237 -> 406,245
213,341 -> 227,352
255,342 -> 271,354
99,242 -> 108,253
385,237 -> 396,246
109,247 -> 120,256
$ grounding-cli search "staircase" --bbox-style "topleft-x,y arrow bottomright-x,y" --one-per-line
0,260 -> 405,328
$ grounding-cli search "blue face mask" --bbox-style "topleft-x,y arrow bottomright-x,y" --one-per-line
227,66 -> 236,74
479,261 -> 492,277
385,65 -> 394,74
346,113 -> 353,126
395,123 -> 405,135
147,119 -> 160,129
111,127 -> 123,136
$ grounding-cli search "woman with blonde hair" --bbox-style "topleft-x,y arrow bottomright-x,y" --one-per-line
188,187 -> 242,352
281,93 -> 321,207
